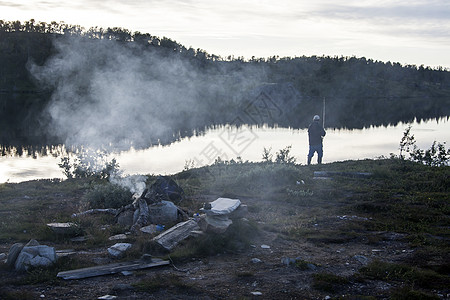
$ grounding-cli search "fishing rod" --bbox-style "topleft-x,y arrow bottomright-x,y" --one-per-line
322,97 -> 326,128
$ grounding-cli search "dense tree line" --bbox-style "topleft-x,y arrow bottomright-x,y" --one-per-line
1,20 -> 449,151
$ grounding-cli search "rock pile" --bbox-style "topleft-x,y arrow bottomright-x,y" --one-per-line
5,239 -> 57,271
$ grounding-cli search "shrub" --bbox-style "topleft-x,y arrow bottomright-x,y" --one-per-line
58,148 -> 122,179
83,183 -> 133,209
398,125 -> 449,166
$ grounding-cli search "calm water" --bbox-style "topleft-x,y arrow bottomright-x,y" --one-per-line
1,118 -> 449,183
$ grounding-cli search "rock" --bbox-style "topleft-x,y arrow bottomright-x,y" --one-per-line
153,219 -> 200,251
6,243 -> 24,268
261,244 -> 270,249
47,223 -> 80,235
107,243 -> 132,258
98,295 -> 117,300
353,255 -> 369,265
25,239 -> 40,247
146,175 -> 184,203
230,204 -> 248,219
140,254 -> 153,262
140,224 -> 158,235
281,257 -> 297,266
251,258 -> 262,264
120,270 -> 133,276
131,198 -> 151,232
15,244 -> 57,271
203,198 -> 241,215
198,214 -> 233,233
251,291 -> 262,296
116,209 -> 135,227
108,234 -> 127,241
148,200 -> 179,224
0,253 -> 6,261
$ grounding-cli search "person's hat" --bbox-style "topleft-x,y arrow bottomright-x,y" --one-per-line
313,115 -> 320,121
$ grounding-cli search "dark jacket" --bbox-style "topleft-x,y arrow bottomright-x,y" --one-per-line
308,121 -> 326,146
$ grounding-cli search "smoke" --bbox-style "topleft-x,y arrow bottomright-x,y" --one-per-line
109,174 -> 147,197
30,35 -> 266,152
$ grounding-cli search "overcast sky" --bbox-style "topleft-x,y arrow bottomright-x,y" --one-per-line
1,0 -> 450,68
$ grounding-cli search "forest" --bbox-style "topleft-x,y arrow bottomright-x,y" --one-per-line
1,19 -> 450,151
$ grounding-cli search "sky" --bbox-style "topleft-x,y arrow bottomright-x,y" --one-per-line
1,0 -> 450,68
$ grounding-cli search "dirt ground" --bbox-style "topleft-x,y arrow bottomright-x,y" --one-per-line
1,191 -> 439,300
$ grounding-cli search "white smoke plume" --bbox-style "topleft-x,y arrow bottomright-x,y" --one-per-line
109,174 -> 147,197
30,35 -> 266,152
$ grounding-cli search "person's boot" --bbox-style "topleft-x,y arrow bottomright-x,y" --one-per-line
307,156 -> 312,165
318,156 -> 322,164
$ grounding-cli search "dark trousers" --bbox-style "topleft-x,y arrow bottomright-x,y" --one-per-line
307,144 -> 323,165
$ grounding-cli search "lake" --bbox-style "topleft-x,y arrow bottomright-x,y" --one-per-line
1,118 -> 449,183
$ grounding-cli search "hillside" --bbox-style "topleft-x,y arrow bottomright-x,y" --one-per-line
0,159 -> 448,299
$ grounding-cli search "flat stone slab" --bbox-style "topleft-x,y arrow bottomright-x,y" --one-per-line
203,198 -> 241,216
47,222 -> 79,235
57,258 -> 169,280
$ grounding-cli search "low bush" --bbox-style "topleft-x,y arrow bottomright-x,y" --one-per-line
83,183 -> 133,209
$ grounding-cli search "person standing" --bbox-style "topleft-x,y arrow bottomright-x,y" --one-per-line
307,115 -> 326,165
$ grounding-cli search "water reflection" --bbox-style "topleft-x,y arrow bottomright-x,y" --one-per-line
1,118 -> 449,183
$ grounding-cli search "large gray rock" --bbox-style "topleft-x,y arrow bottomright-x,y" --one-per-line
15,244 -> 57,271
131,199 -> 151,232
6,243 -> 24,268
107,243 -> 132,258
140,224 -> 158,235
198,214 -> 233,233
198,198 -> 242,233
148,200 -> 178,224
116,209 -> 135,227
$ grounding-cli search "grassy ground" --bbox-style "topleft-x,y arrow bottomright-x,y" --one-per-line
0,158 -> 448,299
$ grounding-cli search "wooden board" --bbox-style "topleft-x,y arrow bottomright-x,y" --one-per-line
57,258 -> 170,280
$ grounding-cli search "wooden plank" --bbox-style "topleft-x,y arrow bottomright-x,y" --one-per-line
57,258 -> 169,280
153,219 -> 200,251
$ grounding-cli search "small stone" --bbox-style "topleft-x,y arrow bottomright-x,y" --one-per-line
108,234 -> 127,241
281,257 -> 297,266
251,291 -> 262,296
98,295 -> 117,300
121,270 -> 133,276
261,244 -> 270,249
251,258 -> 262,264
353,255 -> 369,265
141,254 -> 153,262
